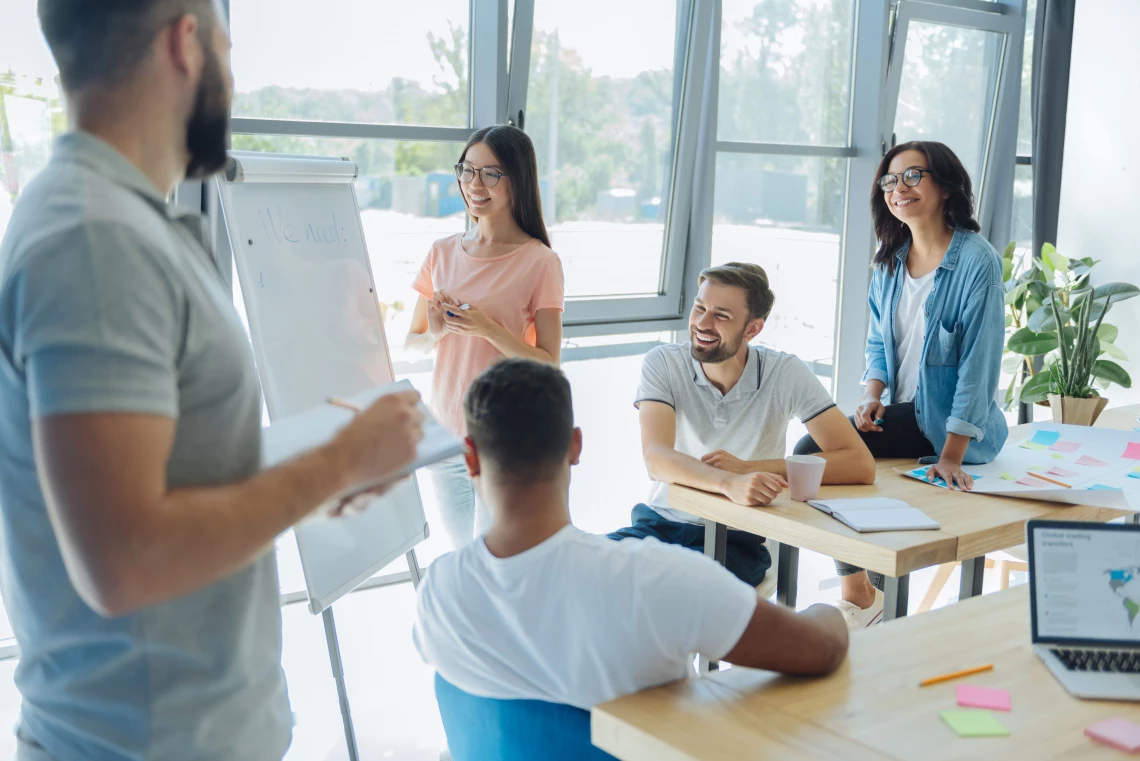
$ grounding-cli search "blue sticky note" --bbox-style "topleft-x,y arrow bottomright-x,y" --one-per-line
1089,484 -> 1121,491
1029,429 -> 1062,447
1128,472 -> 1140,480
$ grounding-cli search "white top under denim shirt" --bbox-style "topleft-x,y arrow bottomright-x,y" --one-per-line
862,228 -> 1009,464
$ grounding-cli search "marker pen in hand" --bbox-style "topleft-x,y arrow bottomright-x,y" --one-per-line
446,304 -> 471,317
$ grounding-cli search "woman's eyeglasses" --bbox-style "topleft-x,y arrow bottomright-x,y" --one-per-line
455,163 -> 506,187
877,167 -> 934,192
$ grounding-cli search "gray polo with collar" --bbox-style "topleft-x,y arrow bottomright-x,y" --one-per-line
0,133 -> 291,761
635,342 -> 836,523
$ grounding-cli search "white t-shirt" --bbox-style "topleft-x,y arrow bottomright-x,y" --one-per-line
636,343 -> 837,523
893,266 -> 937,404
413,526 -> 757,710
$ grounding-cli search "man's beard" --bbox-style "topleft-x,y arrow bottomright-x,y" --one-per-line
689,326 -> 745,363
184,47 -> 230,180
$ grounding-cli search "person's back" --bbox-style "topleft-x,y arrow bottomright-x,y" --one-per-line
414,359 -> 850,710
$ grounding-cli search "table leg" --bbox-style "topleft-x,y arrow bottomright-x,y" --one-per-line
959,556 -> 986,600
777,545 -> 799,608
882,575 -> 910,621
703,520 -> 728,565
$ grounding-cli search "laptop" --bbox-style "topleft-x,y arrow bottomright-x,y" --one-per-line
1028,519 -> 1140,701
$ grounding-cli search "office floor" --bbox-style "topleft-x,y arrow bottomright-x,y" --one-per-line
0,351 -> 1029,761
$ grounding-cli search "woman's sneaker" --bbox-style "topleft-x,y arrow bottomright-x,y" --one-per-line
836,590 -> 884,629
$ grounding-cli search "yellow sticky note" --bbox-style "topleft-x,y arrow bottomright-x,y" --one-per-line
1028,465 -> 1045,471
1021,441 -> 1049,451
940,709 -> 1010,738
1001,473 -> 1016,481
1051,454 -> 1066,460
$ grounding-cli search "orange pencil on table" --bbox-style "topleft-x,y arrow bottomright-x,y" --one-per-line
920,663 -> 993,687
326,397 -> 361,413
1026,471 -> 1072,489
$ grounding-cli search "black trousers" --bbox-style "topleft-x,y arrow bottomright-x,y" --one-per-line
793,402 -> 935,590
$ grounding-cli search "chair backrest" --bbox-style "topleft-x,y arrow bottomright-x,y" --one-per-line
434,673 -> 618,761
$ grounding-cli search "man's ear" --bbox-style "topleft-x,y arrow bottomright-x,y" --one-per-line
463,437 -> 480,478
744,316 -> 765,343
568,427 -> 583,467
165,13 -> 205,79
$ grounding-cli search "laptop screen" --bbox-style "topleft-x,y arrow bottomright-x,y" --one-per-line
1029,520 -> 1140,646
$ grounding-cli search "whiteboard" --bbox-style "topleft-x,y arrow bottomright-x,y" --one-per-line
216,151 -> 429,614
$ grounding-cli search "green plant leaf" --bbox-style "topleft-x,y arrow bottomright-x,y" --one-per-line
1029,304 -> 1069,332
1007,327 -> 1058,356
1043,245 -> 1069,273
1092,359 -> 1132,389
1002,257 -> 1013,283
1019,370 -> 1054,404
1002,353 -> 1025,374
1005,313 -> 1014,328
1093,283 -> 1140,302
1004,282 -> 1027,306
1101,341 -> 1128,361
1097,323 -> 1119,343
1003,241 -> 1017,260
1027,281 -> 1053,304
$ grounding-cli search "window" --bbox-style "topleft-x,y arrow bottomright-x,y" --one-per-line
709,0 -> 857,389
523,0 -> 682,300
230,0 -> 471,128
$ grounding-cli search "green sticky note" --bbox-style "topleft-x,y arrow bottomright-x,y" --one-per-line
1132,465 -> 1140,473
1021,441 -> 1049,451
1028,465 -> 1045,471
1001,472 -> 1016,481
1051,454 -> 1066,460
940,709 -> 1010,738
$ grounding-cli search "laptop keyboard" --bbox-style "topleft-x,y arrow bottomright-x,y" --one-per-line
1053,649 -> 1140,673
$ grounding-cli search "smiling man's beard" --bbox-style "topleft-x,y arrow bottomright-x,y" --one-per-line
184,44 -> 230,180
690,325 -> 746,363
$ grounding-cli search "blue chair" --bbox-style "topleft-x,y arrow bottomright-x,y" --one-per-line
434,673 -> 618,761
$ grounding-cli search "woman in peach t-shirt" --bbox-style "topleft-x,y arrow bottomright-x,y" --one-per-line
405,125 -> 565,547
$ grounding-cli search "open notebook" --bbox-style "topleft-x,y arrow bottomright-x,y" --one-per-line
806,498 -> 940,533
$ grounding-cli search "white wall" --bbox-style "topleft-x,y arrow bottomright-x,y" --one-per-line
1056,0 -> 1140,405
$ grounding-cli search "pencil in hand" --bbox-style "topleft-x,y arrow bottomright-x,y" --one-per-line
326,397 -> 361,413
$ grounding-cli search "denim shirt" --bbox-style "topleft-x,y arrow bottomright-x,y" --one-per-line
862,228 -> 1009,464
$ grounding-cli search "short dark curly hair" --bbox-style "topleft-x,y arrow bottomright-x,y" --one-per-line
464,359 -> 574,483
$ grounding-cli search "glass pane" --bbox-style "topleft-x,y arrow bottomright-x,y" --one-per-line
1,6 -> 67,244
718,0 -> 855,145
525,0 -> 680,298
1012,162 -> 1033,254
710,154 -> 846,383
892,21 -> 1005,192
1017,0 -> 1039,156
230,0 -> 470,127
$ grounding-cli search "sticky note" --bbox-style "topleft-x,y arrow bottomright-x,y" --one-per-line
1048,467 -> 1078,478
1077,455 -> 1108,467
1050,453 -> 1066,460
1016,477 -> 1040,487
1028,465 -> 1045,471
1001,473 -> 1016,481
1019,441 -> 1049,451
1129,472 -> 1140,480
1085,717 -> 1140,752
1132,465 -> 1140,473
1030,430 -> 1062,446
1050,441 -> 1081,452
956,684 -> 1012,712
1089,484 -> 1120,491
1124,443 -> 1140,460
940,709 -> 1010,738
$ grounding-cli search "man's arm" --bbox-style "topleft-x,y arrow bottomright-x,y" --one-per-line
702,407 -> 875,485
721,595 -> 849,675
640,401 -> 786,506
34,392 -> 423,618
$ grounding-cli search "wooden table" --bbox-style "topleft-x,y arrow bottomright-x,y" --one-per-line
682,405 -> 1140,620
593,586 -> 1140,760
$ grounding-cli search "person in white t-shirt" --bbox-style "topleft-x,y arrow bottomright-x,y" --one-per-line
607,262 -> 876,590
413,358 -> 849,711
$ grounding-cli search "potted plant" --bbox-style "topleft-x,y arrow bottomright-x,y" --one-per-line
1001,243 -> 1137,425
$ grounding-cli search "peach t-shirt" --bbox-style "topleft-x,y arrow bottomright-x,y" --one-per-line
412,234 -> 565,437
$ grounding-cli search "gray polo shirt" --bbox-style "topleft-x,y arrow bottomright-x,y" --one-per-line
0,133 -> 291,761
636,342 -> 836,523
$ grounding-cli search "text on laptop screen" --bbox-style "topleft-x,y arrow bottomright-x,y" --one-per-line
1034,526 -> 1140,642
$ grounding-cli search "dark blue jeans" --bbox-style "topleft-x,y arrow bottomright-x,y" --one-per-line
607,505 -> 771,587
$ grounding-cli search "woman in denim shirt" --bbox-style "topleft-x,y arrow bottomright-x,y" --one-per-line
796,141 -> 1008,627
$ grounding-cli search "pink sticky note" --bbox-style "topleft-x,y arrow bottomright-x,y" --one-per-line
1048,466 -> 1078,478
956,683 -> 1011,712
1086,717 -> 1140,753
1050,441 -> 1081,452
1125,443 -> 1140,460
1077,455 -> 1108,467
1016,477 -> 1040,487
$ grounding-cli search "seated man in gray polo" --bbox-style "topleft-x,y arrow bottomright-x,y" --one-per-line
609,263 -> 875,586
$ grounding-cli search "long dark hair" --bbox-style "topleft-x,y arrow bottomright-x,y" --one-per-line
457,125 -> 551,249
870,141 -> 980,273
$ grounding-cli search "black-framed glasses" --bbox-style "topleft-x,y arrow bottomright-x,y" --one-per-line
877,167 -> 934,192
455,163 -> 506,187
